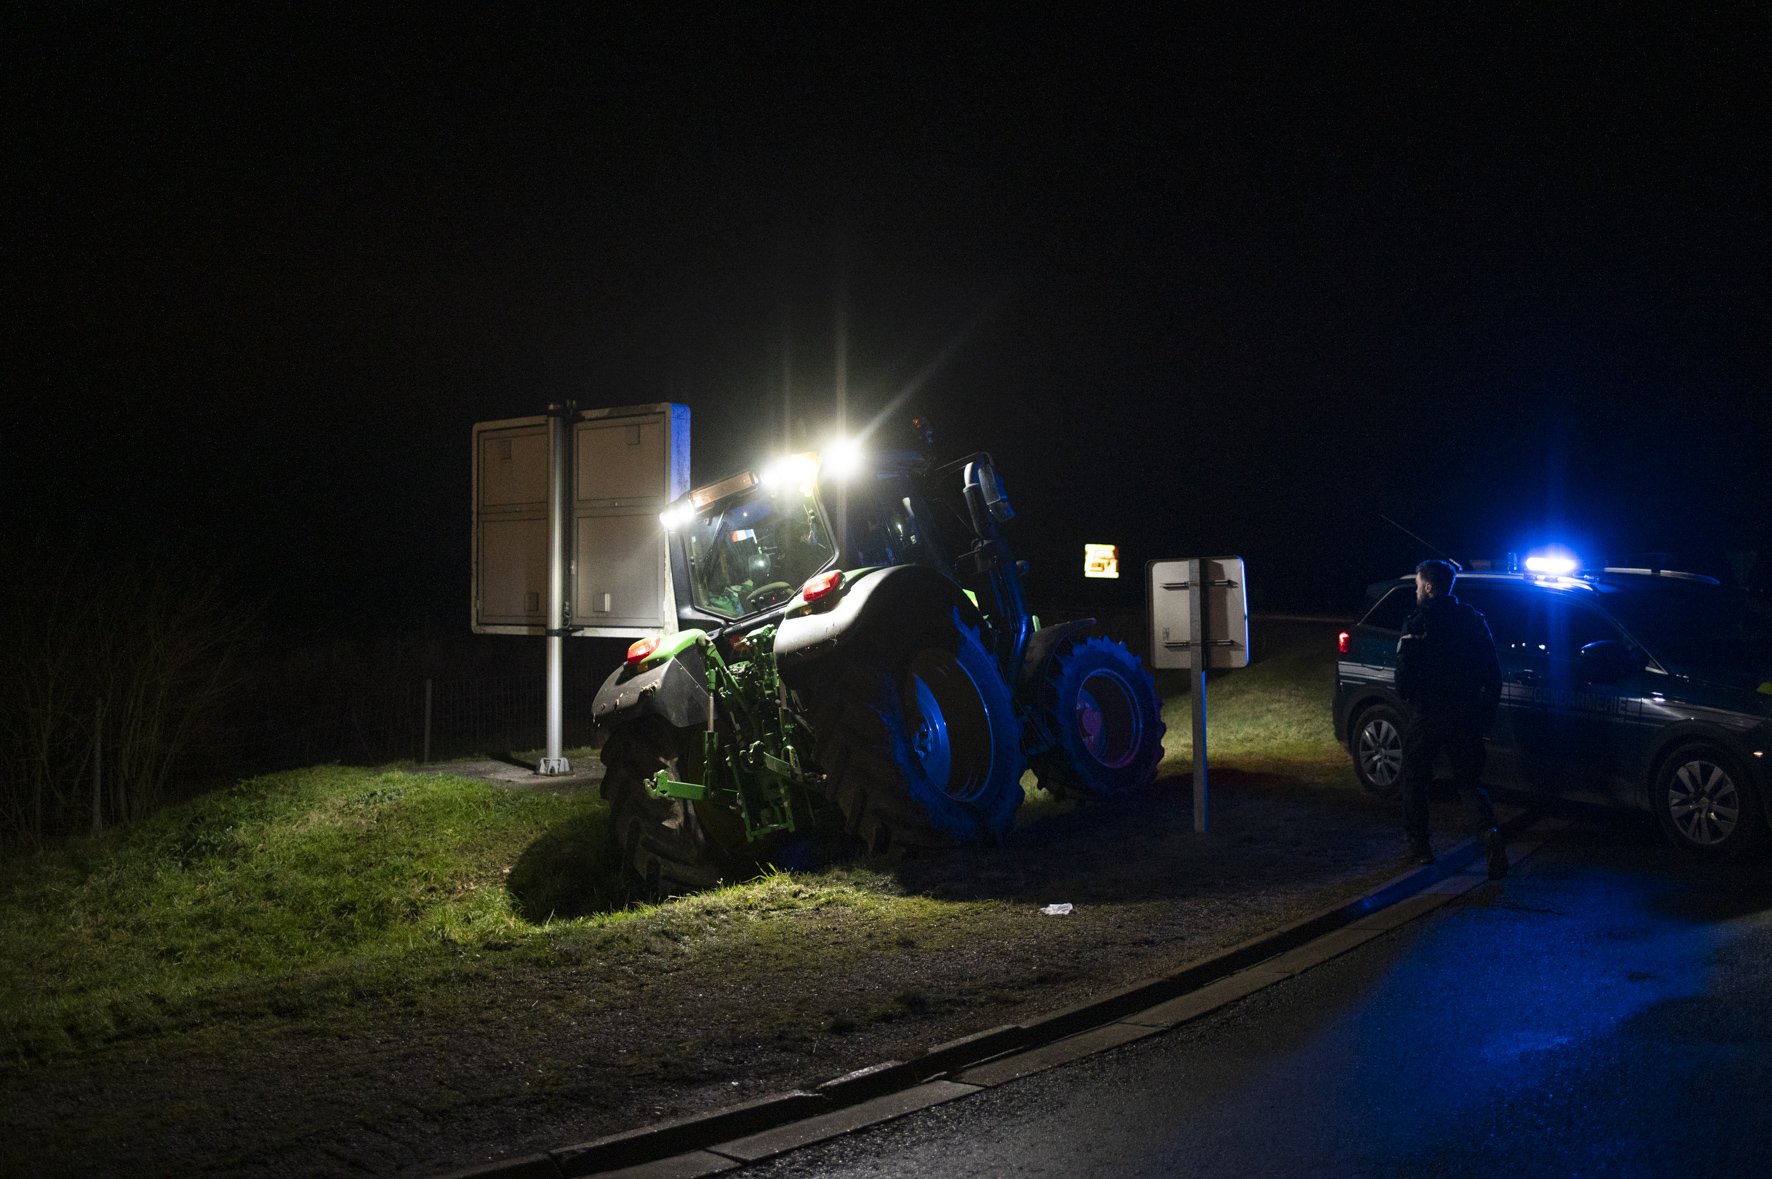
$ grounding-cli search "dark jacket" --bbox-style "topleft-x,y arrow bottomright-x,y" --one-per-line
1395,593 -> 1503,727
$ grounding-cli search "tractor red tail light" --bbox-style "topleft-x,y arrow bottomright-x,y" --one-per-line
1338,631 -> 1351,654
802,569 -> 843,603
627,636 -> 662,665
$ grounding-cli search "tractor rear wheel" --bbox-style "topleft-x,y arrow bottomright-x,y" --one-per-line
600,718 -> 746,897
1029,636 -> 1166,799
811,611 -> 1024,853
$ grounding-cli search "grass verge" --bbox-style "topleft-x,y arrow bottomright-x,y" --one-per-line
1157,629 -> 1354,784
2,634 -> 1357,1068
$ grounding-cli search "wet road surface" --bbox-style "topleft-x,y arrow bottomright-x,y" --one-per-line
733,809 -> 1772,1177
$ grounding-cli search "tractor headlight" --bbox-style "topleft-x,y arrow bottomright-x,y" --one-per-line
822,438 -> 864,482
761,452 -> 820,495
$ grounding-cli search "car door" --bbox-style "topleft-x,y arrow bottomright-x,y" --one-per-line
1455,583 -> 1536,790
1509,595 -> 1642,802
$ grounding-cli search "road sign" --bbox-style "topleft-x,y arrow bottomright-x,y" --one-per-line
471,402 -> 690,774
1084,543 -> 1120,578
471,403 -> 690,638
1146,556 -> 1249,833
1147,557 -> 1249,669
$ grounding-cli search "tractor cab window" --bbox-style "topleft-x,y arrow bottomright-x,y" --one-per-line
686,488 -> 835,618
840,476 -> 943,570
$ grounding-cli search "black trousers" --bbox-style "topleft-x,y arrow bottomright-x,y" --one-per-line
1401,711 -> 1496,845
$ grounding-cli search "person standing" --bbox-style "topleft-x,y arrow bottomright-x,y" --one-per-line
1395,559 -> 1509,878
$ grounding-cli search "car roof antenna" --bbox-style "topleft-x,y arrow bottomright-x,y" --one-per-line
1380,514 -> 1462,572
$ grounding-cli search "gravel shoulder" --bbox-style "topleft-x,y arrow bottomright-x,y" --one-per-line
0,763 -> 1489,1179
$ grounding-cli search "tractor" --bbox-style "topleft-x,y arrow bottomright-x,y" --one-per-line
591,426 -> 1166,894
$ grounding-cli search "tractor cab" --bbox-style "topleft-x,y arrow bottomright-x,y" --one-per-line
659,446 -> 955,638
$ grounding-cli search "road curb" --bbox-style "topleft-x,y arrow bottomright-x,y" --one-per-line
435,810 -> 1562,1178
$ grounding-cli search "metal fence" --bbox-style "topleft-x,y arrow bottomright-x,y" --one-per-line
249,666 -> 605,770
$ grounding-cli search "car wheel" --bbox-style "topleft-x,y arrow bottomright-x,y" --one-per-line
1351,704 -> 1406,802
1652,743 -> 1763,857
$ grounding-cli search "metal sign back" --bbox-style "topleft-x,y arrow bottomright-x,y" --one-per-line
1147,557 -> 1250,669
471,403 -> 689,638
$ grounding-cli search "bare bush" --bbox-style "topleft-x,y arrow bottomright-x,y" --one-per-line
0,543 -> 255,846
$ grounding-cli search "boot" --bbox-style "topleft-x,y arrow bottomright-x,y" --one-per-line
1483,827 -> 1509,879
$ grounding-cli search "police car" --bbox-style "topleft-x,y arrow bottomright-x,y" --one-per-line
1333,564 -> 1772,856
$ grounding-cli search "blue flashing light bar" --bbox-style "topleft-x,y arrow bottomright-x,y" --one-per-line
1523,554 -> 1578,575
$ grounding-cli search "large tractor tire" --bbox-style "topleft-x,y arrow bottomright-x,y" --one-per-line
811,610 -> 1024,854
1029,636 -> 1166,800
600,717 -> 748,897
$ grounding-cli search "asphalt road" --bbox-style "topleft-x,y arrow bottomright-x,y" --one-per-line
731,808 -> 1772,1178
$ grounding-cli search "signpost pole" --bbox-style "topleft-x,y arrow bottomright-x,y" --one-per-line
1190,557 -> 1209,833
540,403 -> 571,774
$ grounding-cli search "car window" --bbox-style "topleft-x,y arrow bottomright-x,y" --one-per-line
1455,583 -> 1529,650
1519,599 -> 1623,664
1361,585 -> 1415,631
1598,580 -> 1772,677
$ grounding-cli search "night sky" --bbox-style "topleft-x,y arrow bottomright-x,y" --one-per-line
7,7 -> 1769,639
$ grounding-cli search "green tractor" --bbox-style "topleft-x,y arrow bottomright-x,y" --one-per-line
591,432 -> 1166,895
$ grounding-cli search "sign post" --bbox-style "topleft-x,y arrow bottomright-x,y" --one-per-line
540,401 -> 573,774
1188,558 -> 1209,831
1147,557 -> 1250,833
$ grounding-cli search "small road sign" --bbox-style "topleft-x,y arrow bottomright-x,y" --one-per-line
1146,557 -> 1250,832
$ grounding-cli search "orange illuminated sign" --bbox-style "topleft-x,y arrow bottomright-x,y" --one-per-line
1084,543 -> 1119,579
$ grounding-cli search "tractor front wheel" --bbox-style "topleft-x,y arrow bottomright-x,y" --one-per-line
811,612 -> 1024,854
1029,636 -> 1166,799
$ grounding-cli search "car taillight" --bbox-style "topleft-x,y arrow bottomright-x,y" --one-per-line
1338,631 -> 1351,654
627,636 -> 662,665
802,569 -> 843,603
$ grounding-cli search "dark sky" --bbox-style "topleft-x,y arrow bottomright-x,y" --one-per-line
6,6 -> 1770,633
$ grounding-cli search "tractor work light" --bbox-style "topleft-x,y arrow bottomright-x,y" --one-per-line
822,437 -> 864,482
761,452 -> 820,495
690,470 -> 759,509
659,500 -> 697,531
801,569 -> 843,603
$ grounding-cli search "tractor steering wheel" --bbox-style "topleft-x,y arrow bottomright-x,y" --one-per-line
742,582 -> 795,611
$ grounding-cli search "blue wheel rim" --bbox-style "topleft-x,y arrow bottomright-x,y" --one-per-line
1076,669 -> 1140,769
905,647 -> 993,802
909,671 -> 953,792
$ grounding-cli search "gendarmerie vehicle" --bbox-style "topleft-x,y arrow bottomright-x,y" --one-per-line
1335,564 -> 1772,857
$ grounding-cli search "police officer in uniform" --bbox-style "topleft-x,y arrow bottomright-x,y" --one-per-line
1395,559 -> 1509,878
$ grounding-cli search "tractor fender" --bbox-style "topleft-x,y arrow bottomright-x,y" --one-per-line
591,649 -> 711,730
775,565 -> 983,667
1014,618 -> 1098,701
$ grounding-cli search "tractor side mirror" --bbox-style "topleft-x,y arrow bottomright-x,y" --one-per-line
978,464 -> 1014,524
1579,639 -> 1642,684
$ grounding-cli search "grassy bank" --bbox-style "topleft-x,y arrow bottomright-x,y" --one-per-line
0,763 -> 1008,1067
0,759 -> 600,1061
2,631 -> 1356,1069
